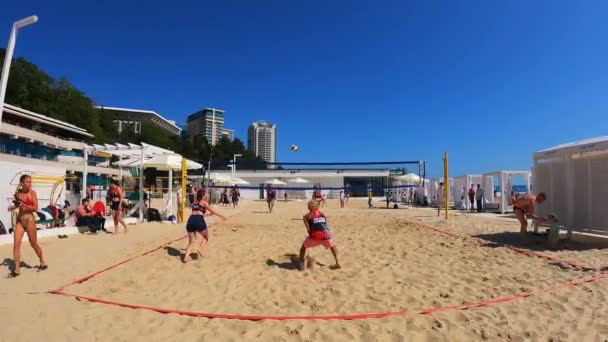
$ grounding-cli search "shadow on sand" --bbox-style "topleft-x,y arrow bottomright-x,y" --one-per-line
266,254 -> 300,270
1,258 -> 35,273
473,231 -> 608,252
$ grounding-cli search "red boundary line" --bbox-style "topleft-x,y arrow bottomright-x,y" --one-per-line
51,291 -> 407,321
51,235 -> 188,293
47,219 -> 608,321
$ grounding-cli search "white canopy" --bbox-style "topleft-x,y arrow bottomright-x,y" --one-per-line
143,154 -> 202,170
290,177 -> 310,183
394,173 -> 421,183
265,178 -> 287,185
231,177 -> 249,185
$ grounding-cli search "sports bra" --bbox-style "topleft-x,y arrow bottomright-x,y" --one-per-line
191,202 -> 206,215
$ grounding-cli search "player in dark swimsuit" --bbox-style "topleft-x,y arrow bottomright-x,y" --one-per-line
11,175 -> 47,277
109,181 -> 128,233
182,189 -> 227,263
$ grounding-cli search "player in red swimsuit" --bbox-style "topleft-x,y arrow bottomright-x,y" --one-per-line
298,200 -> 341,271
11,175 -> 47,277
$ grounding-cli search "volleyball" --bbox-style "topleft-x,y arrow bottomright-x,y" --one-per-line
290,145 -> 299,152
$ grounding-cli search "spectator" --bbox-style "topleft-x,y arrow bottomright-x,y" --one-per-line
76,199 -> 106,234
468,184 -> 476,212
437,182 -> 446,217
476,184 -> 484,213
386,191 -> 391,209
339,190 -> 345,208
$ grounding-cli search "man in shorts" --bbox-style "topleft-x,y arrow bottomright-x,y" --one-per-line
513,192 -> 554,241
266,185 -> 276,213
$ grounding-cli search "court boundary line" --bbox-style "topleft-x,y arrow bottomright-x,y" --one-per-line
47,217 -> 607,321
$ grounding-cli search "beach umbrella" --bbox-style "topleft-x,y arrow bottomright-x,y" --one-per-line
265,178 -> 287,185
395,173 -> 421,184
144,154 -> 203,170
230,177 -> 249,185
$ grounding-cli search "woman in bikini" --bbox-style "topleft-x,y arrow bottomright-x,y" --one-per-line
109,181 -> 128,233
183,189 -> 227,263
12,175 -> 47,277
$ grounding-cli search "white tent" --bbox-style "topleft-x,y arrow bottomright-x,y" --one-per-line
429,177 -> 454,207
291,177 -> 310,183
482,171 -> 531,214
86,143 -> 175,221
534,137 -> 608,234
452,175 -> 482,210
394,173 -> 421,183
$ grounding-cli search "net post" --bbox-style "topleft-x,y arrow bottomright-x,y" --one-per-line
181,158 -> 187,222
443,152 -> 449,220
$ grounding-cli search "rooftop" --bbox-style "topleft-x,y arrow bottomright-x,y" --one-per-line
95,106 -> 181,132
2,103 -> 93,138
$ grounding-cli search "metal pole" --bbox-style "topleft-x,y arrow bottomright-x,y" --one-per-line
181,157 -> 187,222
0,16 -> 38,130
138,147 -> 145,222
83,144 -> 88,201
443,152 -> 449,220
168,168 -> 173,217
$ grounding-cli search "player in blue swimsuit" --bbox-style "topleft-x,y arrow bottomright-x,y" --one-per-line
183,189 -> 227,263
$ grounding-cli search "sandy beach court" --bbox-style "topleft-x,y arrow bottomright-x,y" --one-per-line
1,200 -> 607,341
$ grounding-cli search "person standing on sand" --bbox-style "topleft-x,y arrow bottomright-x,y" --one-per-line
11,175 -> 47,277
512,193 -> 554,241
183,189 -> 227,263
468,184 -> 476,212
339,190 -> 345,208
298,200 -> 341,271
109,181 -> 129,233
266,185 -> 277,213
368,189 -> 373,208
437,182 -> 445,217
231,185 -> 240,208
476,184 -> 484,213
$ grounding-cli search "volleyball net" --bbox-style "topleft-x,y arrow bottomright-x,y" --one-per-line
200,160 -> 426,199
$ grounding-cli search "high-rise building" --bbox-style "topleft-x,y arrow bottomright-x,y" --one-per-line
247,121 -> 276,165
186,108 -> 235,145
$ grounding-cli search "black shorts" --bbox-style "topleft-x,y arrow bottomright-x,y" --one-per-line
110,202 -> 120,211
186,215 -> 207,232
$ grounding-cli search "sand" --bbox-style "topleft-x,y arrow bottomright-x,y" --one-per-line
1,199 -> 607,341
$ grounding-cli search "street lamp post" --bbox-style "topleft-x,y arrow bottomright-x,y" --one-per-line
0,15 -> 38,129
232,153 -> 242,179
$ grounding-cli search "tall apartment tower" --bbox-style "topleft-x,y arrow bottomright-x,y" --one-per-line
186,108 -> 234,145
247,121 -> 277,165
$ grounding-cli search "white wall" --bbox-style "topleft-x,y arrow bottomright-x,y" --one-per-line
0,160 -> 66,231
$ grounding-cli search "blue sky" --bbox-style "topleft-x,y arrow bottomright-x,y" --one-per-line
2,1 -> 608,177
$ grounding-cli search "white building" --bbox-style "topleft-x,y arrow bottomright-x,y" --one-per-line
247,121 -> 276,165
0,104 -> 123,229
205,169 -> 390,200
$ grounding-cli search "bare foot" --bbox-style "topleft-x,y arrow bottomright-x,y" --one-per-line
297,260 -> 305,271
330,264 -> 342,270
